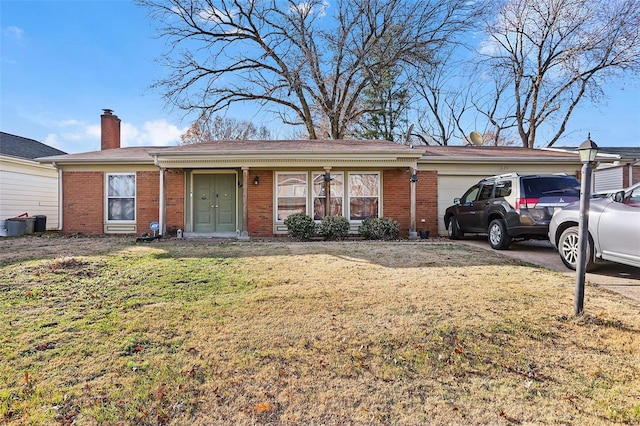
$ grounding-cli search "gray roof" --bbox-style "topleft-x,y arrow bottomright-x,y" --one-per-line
552,146 -> 640,161
0,132 -> 67,159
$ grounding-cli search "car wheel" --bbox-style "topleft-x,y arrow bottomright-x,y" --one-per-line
488,219 -> 511,250
558,226 -> 595,271
447,217 -> 463,240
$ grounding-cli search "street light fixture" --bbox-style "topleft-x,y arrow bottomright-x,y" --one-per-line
574,134 -> 599,316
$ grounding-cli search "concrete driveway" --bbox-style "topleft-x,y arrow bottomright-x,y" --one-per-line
456,237 -> 640,303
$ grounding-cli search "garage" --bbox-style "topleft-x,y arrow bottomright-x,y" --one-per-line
416,146 -> 584,236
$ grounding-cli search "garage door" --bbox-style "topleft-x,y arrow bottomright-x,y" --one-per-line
437,175 -> 487,236
594,166 -> 623,192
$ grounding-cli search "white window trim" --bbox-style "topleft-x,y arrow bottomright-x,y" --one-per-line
274,171 -> 309,222
347,171 -> 381,222
105,172 -> 136,223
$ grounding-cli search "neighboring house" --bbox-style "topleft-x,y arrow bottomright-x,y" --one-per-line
549,146 -> 640,192
0,132 -> 66,229
37,110 -> 585,238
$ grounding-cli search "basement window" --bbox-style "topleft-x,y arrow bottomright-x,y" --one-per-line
106,173 -> 136,221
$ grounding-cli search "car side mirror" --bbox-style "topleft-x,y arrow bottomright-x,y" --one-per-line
454,197 -> 461,205
613,191 -> 625,203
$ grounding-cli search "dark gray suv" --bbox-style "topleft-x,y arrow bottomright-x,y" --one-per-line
444,173 -> 580,249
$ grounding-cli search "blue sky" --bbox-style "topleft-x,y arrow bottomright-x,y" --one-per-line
1,0 -> 639,154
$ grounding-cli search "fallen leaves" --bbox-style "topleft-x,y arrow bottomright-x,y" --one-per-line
254,402 -> 273,413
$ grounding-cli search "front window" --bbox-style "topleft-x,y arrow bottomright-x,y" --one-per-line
276,172 -> 307,220
107,173 -> 135,221
348,173 -> 380,220
313,172 -> 344,220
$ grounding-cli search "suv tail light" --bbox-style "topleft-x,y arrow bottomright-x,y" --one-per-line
516,198 -> 539,209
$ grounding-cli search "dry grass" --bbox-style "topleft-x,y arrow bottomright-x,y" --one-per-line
0,235 -> 639,425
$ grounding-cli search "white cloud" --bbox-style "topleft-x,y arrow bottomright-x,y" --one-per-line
55,119 -> 83,127
44,133 -> 61,149
121,119 -> 184,147
478,38 -> 500,56
39,116 -> 184,152
3,26 -> 24,38
289,1 -> 329,18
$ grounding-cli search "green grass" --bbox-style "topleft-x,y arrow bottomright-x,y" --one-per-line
1,236 -> 639,425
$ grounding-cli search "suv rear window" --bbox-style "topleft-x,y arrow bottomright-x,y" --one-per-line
521,177 -> 580,198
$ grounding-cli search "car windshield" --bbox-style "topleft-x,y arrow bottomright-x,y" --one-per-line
522,177 -> 580,197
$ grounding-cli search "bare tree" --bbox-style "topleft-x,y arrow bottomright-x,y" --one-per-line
413,56 -> 472,146
470,67 -> 519,146
137,0 -> 478,139
180,113 -> 271,144
479,0 -> 640,148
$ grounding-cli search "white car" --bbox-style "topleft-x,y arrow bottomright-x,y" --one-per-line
549,182 -> 640,271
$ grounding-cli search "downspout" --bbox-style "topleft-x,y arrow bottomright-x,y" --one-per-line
54,162 -> 63,231
154,155 -> 166,236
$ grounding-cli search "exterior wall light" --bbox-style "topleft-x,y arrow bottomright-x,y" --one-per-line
254,175 -> 260,185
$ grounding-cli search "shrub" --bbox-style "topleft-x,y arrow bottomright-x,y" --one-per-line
284,213 -> 316,241
317,215 -> 350,241
358,217 -> 400,240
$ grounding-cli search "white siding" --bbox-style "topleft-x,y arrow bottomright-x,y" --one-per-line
0,156 -> 59,229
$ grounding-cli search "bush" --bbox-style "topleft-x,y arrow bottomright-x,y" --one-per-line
317,215 -> 350,241
358,217 -> 400,240
284,213 -> 317,241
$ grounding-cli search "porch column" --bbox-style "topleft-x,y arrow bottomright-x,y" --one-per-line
159,167 -> 166,235
241,167 -> 249,238
409,168 -> 418,239
324,167 -> 332,217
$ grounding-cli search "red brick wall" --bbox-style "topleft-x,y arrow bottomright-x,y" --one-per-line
62,169 -> 186,236
630,164 -> 640,186
382,170 -> 438,237
165,170 -> 185,234
415,170 -> 438,237
247,171 -> 273,236
62,171 -> 104,234
383,169 -> 411,236
136,171 -> 160,232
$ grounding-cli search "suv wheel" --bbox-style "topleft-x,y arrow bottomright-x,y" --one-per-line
488,219 -> 511,250
558,226 -> 595,271
447,217 -> 463,240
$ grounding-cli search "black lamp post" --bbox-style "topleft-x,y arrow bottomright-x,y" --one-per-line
574,134 -> 599,316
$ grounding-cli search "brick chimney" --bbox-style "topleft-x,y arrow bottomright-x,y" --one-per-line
101,108 -> 121,150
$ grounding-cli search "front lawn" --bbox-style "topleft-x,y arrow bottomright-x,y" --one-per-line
1,236 -> 639,425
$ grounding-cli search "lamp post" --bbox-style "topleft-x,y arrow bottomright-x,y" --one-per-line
574,134 -> 599,316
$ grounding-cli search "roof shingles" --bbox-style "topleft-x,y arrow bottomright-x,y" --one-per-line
0,132 -> 67,159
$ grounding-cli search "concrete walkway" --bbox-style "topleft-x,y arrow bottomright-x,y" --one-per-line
457,237 -> 640,304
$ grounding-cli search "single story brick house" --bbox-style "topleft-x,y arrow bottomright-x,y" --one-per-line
37,110 -> 588,238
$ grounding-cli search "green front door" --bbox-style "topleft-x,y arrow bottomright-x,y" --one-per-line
193,174 -> 236,233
